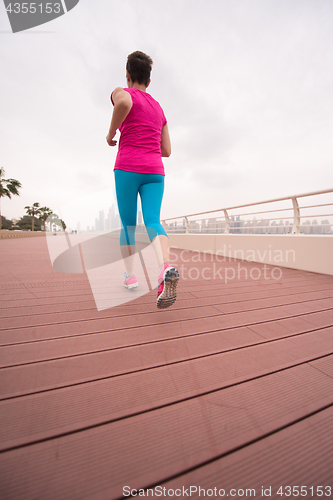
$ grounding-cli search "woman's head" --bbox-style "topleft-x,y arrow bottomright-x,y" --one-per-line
126,51 -> 153,87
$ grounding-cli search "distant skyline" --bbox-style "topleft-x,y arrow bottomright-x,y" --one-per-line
1,0 -> 333,223
165,215 -> 332,236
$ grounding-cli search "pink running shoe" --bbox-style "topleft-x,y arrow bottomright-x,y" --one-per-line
123,273 -> 138,289
157,263 -> 179,309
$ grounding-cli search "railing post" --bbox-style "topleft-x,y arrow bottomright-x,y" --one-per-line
184,217 -> 190,234
223,209 -> 230,234
292,197 -> 300,234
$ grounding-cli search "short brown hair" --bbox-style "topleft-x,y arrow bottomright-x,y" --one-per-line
126,51 -> 153,86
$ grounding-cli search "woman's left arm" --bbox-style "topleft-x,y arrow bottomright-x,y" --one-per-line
106,88 -> 133,146
161,124 -> 171,157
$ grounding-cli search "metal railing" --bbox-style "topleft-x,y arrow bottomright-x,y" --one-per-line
162,189 -> 333,235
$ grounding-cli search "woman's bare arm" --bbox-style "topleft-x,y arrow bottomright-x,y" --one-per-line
106,88 -> 133,146
161,124 -> 171,157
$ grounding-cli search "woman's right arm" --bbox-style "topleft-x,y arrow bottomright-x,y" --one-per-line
161,124 -> 171,157
106,88 -> 133,146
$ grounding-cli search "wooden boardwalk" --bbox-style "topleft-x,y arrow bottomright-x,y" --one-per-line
0,236 -> 332,499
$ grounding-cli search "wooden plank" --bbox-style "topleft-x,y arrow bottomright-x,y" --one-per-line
1,291 -> 332,347
1,356 -> 332,452
0,367 -> 332,500
1,309 -> 333,368
1,286 -> 332,330
1,327 -> 332,399
0,279 -> 332,319
1,238 -> 333,500
161,406 -> 333,500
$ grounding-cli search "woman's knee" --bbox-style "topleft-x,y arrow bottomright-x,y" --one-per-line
144,222 -> 168,241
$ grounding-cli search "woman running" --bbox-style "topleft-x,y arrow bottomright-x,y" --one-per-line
106,51 -> 179,309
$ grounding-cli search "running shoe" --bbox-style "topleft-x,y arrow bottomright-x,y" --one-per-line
124,272 -> 138,289
157,264 -> 179,309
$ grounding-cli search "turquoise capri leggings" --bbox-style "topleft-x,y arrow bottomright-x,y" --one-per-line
114,169 -> 168,246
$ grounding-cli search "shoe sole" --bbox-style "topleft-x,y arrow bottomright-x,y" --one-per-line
124,283 -> 138,289
157,268 -> 179,309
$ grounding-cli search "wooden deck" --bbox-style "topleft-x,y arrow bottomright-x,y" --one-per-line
0,236 -> 332,499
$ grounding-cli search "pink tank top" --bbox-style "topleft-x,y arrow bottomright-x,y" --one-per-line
112,88 -> 167,175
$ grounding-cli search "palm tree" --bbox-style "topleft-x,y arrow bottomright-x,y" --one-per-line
24,202 -> 41,231
0,167 -> 22,230
39,206 -> 53,231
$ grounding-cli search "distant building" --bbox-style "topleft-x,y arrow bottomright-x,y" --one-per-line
98,210 -> 104,231
301,220 -> 311,234
108,204 -> 115,230
321,219 -> 331,234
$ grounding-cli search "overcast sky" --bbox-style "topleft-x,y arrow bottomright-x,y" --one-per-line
1,0 -> 333,230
